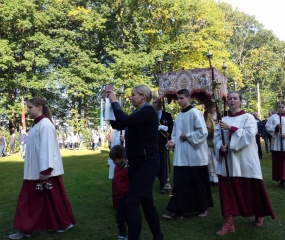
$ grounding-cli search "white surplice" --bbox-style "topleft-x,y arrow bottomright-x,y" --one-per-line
213,113 -> 262,179
24,118 -> 64,179
171,108 -> 208,166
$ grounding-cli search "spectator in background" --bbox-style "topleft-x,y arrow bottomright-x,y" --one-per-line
71,133 -> 77,149
58,134 -> 64,149
66,134 -> 71,149
0,133 -> 6,157
17,128 -> 28,159
78,132 -> 84,150
253,112 -> 263,159
262,116 -> 270,153
63,134 -> 68,149
91,129 -> 99,150
100,132 -> 105,148
9,133 -> 16,154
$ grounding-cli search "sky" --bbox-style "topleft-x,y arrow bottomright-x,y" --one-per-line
217,0 -> 285,42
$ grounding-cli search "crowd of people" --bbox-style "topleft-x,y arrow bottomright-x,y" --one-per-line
0,127 -> 113,160
6,84 -> 282,240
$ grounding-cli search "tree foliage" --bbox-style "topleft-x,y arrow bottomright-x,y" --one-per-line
0,0 -> 284,133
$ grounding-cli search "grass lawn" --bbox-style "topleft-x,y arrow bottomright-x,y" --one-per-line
1,143 -> 285,240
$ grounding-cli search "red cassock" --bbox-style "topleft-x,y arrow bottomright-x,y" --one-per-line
218,176 -> 275,219
13,176 -> 75,232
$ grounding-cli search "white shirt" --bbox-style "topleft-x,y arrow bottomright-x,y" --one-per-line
108,130 -> 125,179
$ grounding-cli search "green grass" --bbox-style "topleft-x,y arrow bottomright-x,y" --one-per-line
1,143 -> 285,240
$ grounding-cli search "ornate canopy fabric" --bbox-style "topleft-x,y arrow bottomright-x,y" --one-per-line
158,67 -> 228,103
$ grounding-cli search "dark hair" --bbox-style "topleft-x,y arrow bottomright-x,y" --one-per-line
109,145 -> 125,160
27,97 -> 53,123
177,88 -> 190,97
228,91 -> 242,102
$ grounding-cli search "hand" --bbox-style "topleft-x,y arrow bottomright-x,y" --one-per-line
107,91 -> 117,103
220,144 -> 228,152
158,125 -> 168,131
180,133 -> 187,142
39,174 -> 49,181
280,133 -> 285,139
166,140 -> 174,148
219,120 -> 231,130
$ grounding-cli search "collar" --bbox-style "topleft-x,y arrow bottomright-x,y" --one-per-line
133,102 -> 150,112
181,105 -> 193,113
228,110 -> 246,117
33,115 -> 46,125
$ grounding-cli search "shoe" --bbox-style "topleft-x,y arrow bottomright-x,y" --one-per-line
57,224 -> 74,232
254,217 -> 264,227
197,210 -> 208,217
216,216 -> 235,236
162,212 -> 183,220
9,231 -> 32,239
118,235 -> 128,240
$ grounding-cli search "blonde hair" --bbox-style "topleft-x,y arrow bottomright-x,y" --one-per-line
133,84 -> 152,102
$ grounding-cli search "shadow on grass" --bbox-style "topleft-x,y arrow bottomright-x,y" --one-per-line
1,147 -> 285,239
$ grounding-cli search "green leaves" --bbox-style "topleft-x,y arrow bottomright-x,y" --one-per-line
0,0 -> 284,132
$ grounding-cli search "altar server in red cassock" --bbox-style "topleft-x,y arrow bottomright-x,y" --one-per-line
9,97 -> 75,240
213,92 -> 275,237
265,101 -> 285,186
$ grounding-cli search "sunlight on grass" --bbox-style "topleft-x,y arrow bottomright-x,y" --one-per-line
1,142 -> 285,240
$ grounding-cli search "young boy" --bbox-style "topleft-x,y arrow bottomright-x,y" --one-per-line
109,145 -> 129,240
163,88 -> 213,219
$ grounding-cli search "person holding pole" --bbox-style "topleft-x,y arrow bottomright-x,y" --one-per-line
152,97 -> 173,194
213,92 -> 275,237
265,100 -> 285,186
